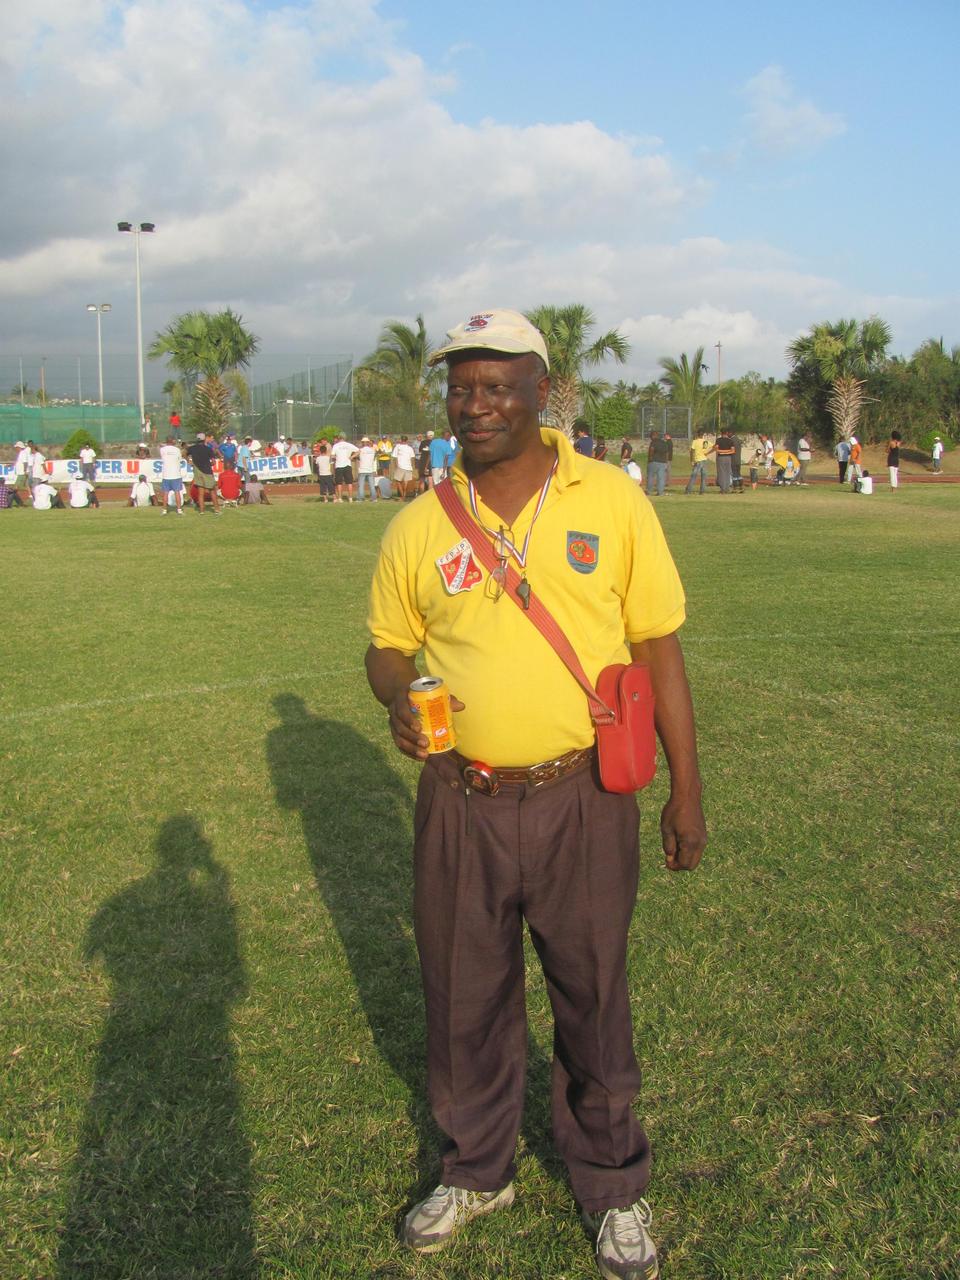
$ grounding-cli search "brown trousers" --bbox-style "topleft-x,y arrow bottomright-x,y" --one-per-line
413,751 -> 651,1213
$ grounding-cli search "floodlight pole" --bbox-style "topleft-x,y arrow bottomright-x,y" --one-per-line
117,221 -> 155,432
715,340 -> 722,430
87,304 -> 112,441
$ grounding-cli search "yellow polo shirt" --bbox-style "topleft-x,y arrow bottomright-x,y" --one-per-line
690,436 -> 712,463
368,429 -> 686,764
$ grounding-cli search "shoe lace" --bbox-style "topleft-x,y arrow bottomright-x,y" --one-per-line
426,1184 -> 475,1216
597,1199 -> 654,1251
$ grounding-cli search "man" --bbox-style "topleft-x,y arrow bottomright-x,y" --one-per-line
796,433 -> 812,485
418,433 -> 433,492
730,430 -> 744,492
128,474 -> 155,508
169,409 -> 182,440
375,435 -> 394,477
69,474 -> 100,509
331,434 -> 359,502
0,475 -> 24,508
79,443 -> 97,485
31,479 -> 63,509
645,431 -> 670,496
429,429 -> 455,487
620,437 -> 633,469
366,308 -> 706,1280
834,436 -> 851,483
713,428 -> 735,494
685,430 -> 712,494
244,474 -> 270,504
761,433 -> 775,479
30,443 -> 47,496
219,434 -> 239,471
237,436 -> 254,479
932,436 -> 944,473
159,435 -> 186,515
13,441 -> 31,497
185,432 -> 221,514
357,437 -> 379,502
391,435 -> 417,500
573,419 -> 594,457
847,435 -> 863,490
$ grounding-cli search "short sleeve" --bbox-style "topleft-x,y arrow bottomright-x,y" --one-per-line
367,527 -> 426,657
620,487 -> 686,642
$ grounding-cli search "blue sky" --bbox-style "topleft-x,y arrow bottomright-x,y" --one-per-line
1,0 -> 957,394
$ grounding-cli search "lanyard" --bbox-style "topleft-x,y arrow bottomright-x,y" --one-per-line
466,457 -> 558,569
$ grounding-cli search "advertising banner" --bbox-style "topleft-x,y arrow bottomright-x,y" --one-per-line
0,454 -> 313,486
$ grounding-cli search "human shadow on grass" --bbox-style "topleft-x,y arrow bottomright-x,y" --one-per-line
266,694 -> 565,1219
57,815 -> 256,1279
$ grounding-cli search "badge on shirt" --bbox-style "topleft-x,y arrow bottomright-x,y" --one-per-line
437,539 -> 483,594
566,531 -> 599,574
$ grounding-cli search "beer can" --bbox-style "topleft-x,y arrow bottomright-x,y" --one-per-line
409,676 -> 457,754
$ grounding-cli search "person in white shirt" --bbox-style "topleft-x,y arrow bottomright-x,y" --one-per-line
30,446 -> 47,494
356,437 -> 379,502
68,477 -> 99,509
932,436 -> 944,473
796,435 -> 812,486
159,436 -> 185,514
330,436 -> 359,502
32,481 -> 62,510
79,444 -> 97,484
312,442 -> 335,502
128,475 -> 156,508
13,441 -> 31,496
391,435 -> 417,501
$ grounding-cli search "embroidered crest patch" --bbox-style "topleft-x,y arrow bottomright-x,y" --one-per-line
464,313 -> 492,333
437,539 -> 483,594
566,531 -> 599,574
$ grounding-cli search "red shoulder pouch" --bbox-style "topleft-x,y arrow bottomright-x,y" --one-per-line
594,663 -> 657,793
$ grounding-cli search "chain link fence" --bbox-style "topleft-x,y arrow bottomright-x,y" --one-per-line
0,403 -> 142,446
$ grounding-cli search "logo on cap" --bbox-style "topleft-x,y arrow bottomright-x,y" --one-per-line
464,314 -> 492,333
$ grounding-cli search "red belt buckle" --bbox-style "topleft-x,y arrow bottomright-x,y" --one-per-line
463,761 -> 500,797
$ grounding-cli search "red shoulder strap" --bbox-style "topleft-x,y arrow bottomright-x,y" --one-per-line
433,478 -> 615,725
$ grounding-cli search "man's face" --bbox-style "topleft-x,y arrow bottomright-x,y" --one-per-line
445,352 -> 549,467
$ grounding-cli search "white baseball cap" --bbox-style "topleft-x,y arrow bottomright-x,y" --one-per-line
428,309 -> 549,370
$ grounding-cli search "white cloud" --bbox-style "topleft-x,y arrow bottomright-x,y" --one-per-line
0,5 -> 943,389
742,65 -> 846,154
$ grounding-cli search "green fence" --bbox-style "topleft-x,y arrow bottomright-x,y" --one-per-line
0,403 -> 143,446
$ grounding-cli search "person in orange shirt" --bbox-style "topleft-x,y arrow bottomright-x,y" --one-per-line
847,436 -> 863,489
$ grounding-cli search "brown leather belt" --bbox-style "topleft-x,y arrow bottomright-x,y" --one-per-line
452,746 -> 596,795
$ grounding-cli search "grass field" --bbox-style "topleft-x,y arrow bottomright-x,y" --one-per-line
2,485 -> 958,1280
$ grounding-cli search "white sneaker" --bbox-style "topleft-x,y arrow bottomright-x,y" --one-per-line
584,1199 -> 659,1280
403,1182 -> 514,1253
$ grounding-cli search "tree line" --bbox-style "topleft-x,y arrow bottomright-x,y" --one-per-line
146,306 -> 959,448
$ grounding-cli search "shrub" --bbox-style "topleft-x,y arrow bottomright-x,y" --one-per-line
63,428 -> 100,458
916,429 -> 952,455
312,426 -> 340,444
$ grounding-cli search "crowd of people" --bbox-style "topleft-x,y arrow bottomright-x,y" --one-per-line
312,429 -> 459,503
2,422 -> 948,514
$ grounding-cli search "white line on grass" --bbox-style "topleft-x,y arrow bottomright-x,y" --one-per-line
6,669 -> 359,721
685,629 -> 960,644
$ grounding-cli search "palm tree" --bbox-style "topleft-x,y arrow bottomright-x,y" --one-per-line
786,316 -> 891,441
150,308 -> 259,434
525,304 -> 629,436
657,348 -> 716,423
361,314 -> 441,410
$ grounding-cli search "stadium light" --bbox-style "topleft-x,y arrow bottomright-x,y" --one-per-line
117,221 -> 156,430
85,303 -> 112,407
